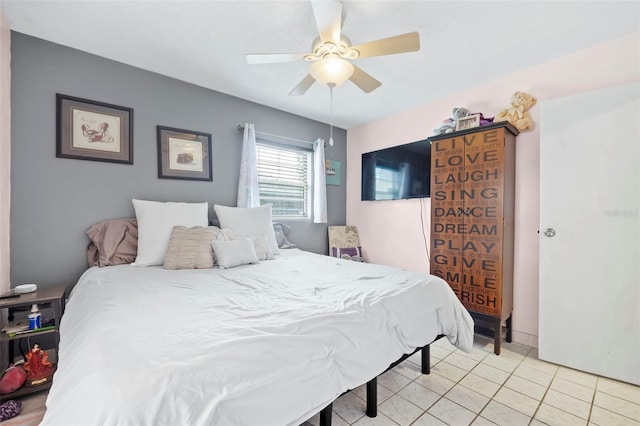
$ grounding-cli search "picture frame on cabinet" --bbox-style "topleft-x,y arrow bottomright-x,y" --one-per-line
56,94 -> 133,164
455,114 -> 481,131
157,126 -> 212,181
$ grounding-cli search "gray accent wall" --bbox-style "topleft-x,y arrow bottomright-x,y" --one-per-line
10,33 -> 347,289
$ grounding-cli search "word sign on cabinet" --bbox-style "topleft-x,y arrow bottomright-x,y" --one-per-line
429,122 -> 518,355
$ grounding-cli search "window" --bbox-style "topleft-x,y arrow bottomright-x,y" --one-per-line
256,142 -> 311,218
374,165 -> 400,200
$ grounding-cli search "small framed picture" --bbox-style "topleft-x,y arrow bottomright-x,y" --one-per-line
325,159 -> 341,186
455,114 -> 481,131
56,94 -> 133,164
157,126 -> 212,181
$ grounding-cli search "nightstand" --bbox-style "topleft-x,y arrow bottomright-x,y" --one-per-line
0,284 -> 67,398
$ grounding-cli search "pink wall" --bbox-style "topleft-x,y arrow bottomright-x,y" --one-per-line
347,32 -> 640,348
0,10 -> 10,294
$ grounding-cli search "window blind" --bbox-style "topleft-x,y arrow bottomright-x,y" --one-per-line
256,143 -> 311,217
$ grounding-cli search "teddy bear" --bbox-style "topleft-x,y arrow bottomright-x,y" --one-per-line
433,107 -> 470,135
494,91 -> 537,132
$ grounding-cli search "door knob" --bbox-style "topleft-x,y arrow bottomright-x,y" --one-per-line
544,228 -> 556,237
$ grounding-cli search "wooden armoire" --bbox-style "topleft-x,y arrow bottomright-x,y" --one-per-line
429,122 -> 518,355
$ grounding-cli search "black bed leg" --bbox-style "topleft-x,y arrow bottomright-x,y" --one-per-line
494,317 -> 502,355
319,403 -> 332,426
506,315 -> 512,343
421,344 -> 431,374
366,377 -> 377,417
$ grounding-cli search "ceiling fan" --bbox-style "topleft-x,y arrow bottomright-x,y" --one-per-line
245,0 -> 420,96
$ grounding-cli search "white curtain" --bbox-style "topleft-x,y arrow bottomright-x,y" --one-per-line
312,138 -> 327,223
237,123 -> 260,208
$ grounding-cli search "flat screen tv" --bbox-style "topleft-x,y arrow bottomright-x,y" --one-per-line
361,139 -> 431,201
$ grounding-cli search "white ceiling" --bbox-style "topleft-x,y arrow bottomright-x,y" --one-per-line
1,1 -> 639,129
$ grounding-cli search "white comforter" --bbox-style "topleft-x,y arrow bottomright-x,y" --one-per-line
42,250 -> 473,426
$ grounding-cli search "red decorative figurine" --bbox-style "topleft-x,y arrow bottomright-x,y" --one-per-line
24,344 -> 55,386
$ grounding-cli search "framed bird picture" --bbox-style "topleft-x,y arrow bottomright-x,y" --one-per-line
56,94 -> 133,164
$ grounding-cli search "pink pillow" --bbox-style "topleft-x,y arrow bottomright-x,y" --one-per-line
0,364 -> 26,394
87,218 -> 138,267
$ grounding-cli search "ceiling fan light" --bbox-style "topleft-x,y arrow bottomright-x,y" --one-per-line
309,57 -> 354,87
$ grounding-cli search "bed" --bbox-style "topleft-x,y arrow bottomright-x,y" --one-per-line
41,202 -> 474,426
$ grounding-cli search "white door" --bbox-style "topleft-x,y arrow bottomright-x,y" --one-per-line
539,82 -> 640,385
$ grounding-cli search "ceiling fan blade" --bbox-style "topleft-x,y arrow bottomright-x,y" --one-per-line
350,31 -> 420,58
311,0 -> 342,44
349,65 -> 382,94
246,53 -> 307,65
289,74 -> 316,96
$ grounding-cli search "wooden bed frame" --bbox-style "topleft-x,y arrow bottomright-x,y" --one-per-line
318,335 -> 445,426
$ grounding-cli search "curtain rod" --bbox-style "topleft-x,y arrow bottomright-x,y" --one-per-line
236,124 -> 317,146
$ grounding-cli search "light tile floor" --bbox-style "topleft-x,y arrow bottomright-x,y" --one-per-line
6,335 -> 640,426
303,335 -> 640,426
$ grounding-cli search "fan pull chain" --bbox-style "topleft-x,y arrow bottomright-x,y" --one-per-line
329,83 -> 335,146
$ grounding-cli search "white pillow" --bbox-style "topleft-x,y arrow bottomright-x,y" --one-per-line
214,204 -> 280,255
211,238 -> 259,269
219,228 -> 235,241
132,199 -> 209,266
251,236 -> 275,261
